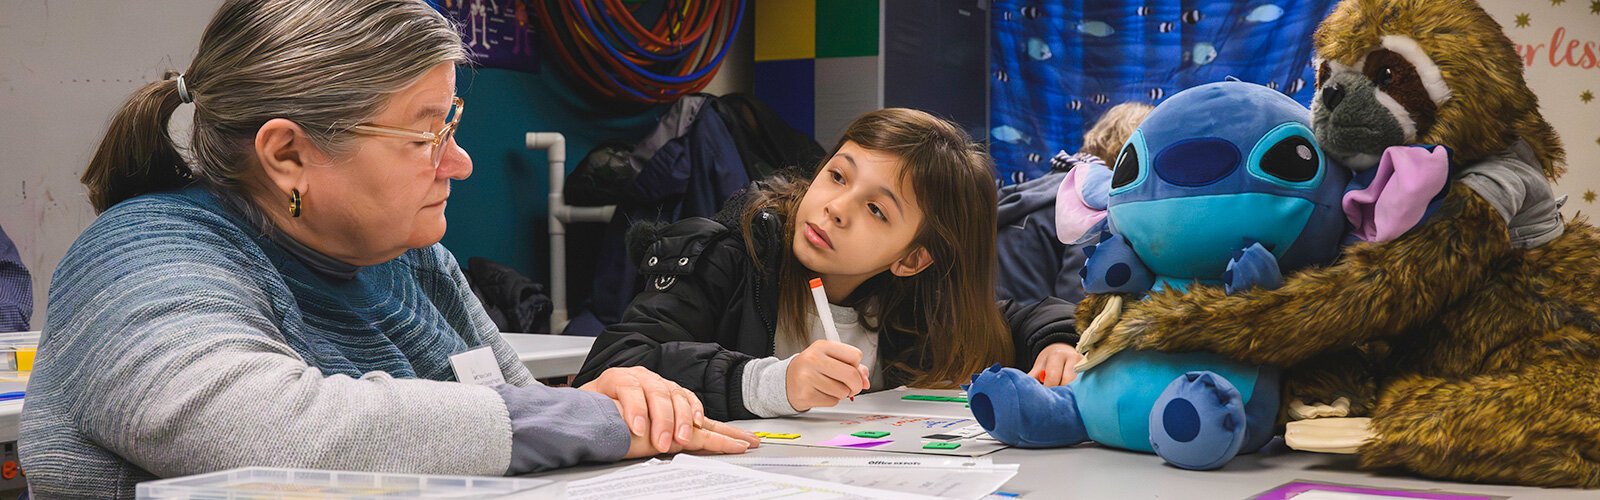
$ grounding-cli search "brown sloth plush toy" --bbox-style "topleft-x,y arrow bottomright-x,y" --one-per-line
1075,0 -> 1600,488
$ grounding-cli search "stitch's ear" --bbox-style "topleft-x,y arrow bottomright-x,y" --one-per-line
1342,145 -> 1451,243
1056,163 -> 1113,245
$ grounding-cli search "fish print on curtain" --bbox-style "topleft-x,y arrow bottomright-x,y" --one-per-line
990,1 -> 1337,185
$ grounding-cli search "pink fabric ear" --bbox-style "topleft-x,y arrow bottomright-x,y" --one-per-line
1055,164 -> 1109,245
1342,146 -> 1450,243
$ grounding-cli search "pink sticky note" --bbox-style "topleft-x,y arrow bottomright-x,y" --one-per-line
819,434 -> 893,448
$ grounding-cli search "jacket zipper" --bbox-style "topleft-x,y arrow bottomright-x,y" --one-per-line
757,275 -> 776,357
756,212 -> 778,357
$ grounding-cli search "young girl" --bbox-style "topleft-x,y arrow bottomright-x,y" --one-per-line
577,109 -> 1080,421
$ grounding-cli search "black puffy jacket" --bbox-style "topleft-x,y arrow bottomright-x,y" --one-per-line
575,207 -> 1080,421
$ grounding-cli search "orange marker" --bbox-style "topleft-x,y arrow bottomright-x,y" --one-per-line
809,278 -> 856,401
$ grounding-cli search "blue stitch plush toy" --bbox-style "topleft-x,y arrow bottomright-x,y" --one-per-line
967,81 -> 1350,470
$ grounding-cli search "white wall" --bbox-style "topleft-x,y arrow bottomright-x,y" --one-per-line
702,3 -> 755,97
0,0 -> 222,329
1479,0 -> 1600,218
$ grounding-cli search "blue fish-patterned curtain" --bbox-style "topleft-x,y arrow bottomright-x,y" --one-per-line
990,1 -> 1338,185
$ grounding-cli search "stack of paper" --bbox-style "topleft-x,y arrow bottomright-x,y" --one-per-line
713,456 -> 1019,500
567,454 -> 1008,500
569,455 -> 979,496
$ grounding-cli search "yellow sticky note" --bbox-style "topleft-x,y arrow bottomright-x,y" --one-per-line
763,433 -> 801,440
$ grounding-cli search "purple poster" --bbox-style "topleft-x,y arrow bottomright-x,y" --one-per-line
431,0 -> 538,73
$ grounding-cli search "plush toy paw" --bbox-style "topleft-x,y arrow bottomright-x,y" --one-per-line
1074,305 -> 1143,372
1222,241 -> 1282,294
1287,397 -> 1352,420
966,364 -> 1089,448
1149,371 -> 1248,470
1285,417 -> 1373,454
1080,231 -> 1155,295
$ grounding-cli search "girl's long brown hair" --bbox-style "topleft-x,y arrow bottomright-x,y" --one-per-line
741,109 -> 1011,388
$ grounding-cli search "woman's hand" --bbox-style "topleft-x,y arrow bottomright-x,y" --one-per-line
613,400 -> 755,459
786,340 -> 870,411
580,366 -> 758,453
1028,342 -> 1084,386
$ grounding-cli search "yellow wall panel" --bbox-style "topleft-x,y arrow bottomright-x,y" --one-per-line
755,0 -> 816,61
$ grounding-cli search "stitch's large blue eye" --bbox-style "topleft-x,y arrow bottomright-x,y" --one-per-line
1111,143 -> 1139,189
1259,136 -> 1318,183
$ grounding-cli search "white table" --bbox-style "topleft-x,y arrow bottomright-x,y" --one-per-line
527,388 -> 1596,499
500,333 -> 595,380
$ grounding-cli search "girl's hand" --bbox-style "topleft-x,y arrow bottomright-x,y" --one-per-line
1028,342 -> 1084,386
786,340 -> 870,411
613,400 -> 755,459
580,366 -> 758,453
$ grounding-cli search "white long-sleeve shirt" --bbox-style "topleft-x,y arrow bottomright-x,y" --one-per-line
740,301 -> 882,417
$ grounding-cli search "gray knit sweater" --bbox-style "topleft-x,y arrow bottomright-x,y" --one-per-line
19,186 -> 625,498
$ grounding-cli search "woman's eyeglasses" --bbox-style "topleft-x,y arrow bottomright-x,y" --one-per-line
347,96 -> 464,168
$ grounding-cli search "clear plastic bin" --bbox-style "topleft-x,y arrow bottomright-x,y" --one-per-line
136,467 -> 564,499
0,331 -> 40,381
0,347 -> 34,372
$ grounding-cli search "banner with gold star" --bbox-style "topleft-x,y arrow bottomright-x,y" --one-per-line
1482,0 -> 1600,215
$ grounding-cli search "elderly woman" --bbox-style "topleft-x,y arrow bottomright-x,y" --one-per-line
17,0 -> 754,497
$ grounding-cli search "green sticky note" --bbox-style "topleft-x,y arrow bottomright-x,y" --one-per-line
923,442 -> 961,450
852,431 -> 890,438
901,395 -> 967,403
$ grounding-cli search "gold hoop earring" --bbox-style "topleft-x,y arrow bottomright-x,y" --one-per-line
289,189 -> 302,218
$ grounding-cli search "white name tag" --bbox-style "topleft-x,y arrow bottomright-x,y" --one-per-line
450,346 -> 507,386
